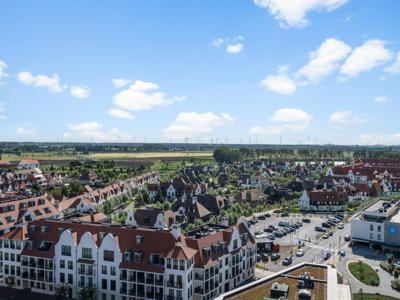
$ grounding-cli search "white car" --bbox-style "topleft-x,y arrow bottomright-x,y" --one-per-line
296,249 -> 305,257
254,231 -> 267,239
338,223 -> 344,229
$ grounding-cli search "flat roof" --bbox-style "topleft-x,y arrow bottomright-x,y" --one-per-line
216,263 -> 343,300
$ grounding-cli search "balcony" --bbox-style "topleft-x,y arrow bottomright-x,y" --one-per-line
194,287 -> 204,294
167,281 -> 182,288
195,273 -> 204,280
78,269 -> 85,275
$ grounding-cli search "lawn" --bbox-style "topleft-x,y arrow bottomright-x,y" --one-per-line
89,151 -> 213,159
348,261 -> 380,286
353,294 -> 400,300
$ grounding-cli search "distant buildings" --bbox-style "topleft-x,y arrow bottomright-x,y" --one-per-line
18,159 -> 40,170
300,189 -> 348,212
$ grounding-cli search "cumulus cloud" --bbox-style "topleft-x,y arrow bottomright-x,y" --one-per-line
384,51 -> 400,74
329,111 -> 365,126
213,35 -> 244,54
249,108 -> 312,135
340,40 -> 393,77
374,96 -> 387,103
260,65 -> 297,95
0,60 -> 8,80
64,122 -> 133,142
253,0 -> 349,28
163,112 -> 234,140
70,85 -> 92,99
113,80 -> 183,111
108,108 -> 134,119
112,78 -> 132,88
296,38 -> 351,84
358,133 -> 400,145
17,71 -> 67,93
16,127 -> 36,136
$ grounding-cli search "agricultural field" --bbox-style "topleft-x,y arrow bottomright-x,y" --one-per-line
89,151 -> 213,160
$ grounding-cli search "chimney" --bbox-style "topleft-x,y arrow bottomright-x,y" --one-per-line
171,223 -> 181,240
221,216 -> 229,226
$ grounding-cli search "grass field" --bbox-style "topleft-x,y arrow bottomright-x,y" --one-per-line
353,294 -> 399,300
89,151 -> 213,159
1,151 -> 213,162
349,261 -> 380,286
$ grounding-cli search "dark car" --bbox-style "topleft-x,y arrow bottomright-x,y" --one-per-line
258,215 -> 266,220
315,226 -> 327,232
282,256 -> 292,266
335,214 -> 344,220
281,212 -> 289,217
269,225 -> 278,230
264,213 -> 271,218
261,253 -> 269,261
344,234 -> 351,241
302,218 -> 311,223
264,228 -> 274,233
271,253 -> 281,261
327,221 -> 336,226
321,222 -> 332,228
256,254 -> 261,262
273,231 -> 283,238
249,219 -> 257,225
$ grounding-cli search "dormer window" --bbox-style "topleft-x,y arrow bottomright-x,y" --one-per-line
134,251 -> 143,263
136,235 -> 144,245
41,225 -> 49,234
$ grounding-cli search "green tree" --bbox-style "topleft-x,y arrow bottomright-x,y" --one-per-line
213,147 -> 241,163
55,284 -> 69,300
78,286 -> 97,300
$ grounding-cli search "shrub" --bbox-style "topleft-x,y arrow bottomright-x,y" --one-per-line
380,261 -> 394,274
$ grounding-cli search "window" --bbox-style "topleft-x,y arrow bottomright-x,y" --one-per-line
370,232 -> 374,240
110,266 -> 116,276
68,261 -> 73,270
60,260 -> 65,269
370,224 -> 374,231
82,247 -> 92,259
61,245 -> 71,256
378,225 -> 382,232
378,234 -> 382,240
68,274 -> 73,284
102,265 -> 107,275
110,280 -> 116,291
102,279 -> 107,290
103,250 -> 114,262
59,273 -> 65,283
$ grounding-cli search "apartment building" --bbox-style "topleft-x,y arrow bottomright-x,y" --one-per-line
0,217 -> 255,300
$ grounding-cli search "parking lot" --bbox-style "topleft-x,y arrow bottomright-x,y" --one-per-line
247,211 -> 350,272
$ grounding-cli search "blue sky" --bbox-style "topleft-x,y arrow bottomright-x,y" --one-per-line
0,0 -> 399,145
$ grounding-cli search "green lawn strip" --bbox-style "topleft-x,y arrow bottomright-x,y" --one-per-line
348,261 -> 380,286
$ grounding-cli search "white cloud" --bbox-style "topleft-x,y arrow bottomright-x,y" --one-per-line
112,78 -> 132,88
113,80 -> 182,111
70,85 -> 92,99
296,38 -> 351,83
0,60 -> 8,80
260,68 -> 297,95
108,108 -> 134,119
0,116 -> 6,121
374,96 -> 387,103
329,111 -> 365,126
249,108 -> 312,135
384,51 -> 400,74
253,0 -> 348,28
163,112 -> 234,140
16,127 -> 36,136
64,122 -> 133,142
213,35 -> 244,54
17,71 -> 67,93
340,40 -> 393,77
358,133 -> 400,145
226,43 -> 244,54
270,108 -> 312,123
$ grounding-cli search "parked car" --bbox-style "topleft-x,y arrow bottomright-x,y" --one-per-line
322,233 -> 329,239
338,223 -> 344,229
328,231 -> 333,236
281,212 -> 289,217
327,221 -> 336,227
315,226 -> 327,233
323,252 -> 331,260
267,234 -> 276,240
257,215 -> 266,220
344,234 -> 351,241
302,218 -> 311,223
254,231 -> 267,239
322,222 -> 332,228
279,230 -> 287,236
335,214 -> 344,220
256,254 -> 261,262
264,213 -> 271,218
279,221 -> 290,227
338,250 -> 345,257
282,256 -> 292,265
273,231 -> 283,238
264,228 -> 274,233
269,225 -> 278,230
271,253 -> 281,261
249,219 -> 257,225
296,249 -> 305,257
261,253 -> 269,261
296,221 -> 303,227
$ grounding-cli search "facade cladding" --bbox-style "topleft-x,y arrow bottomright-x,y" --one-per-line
385,219 -> 400,247
0,218 -> 256,300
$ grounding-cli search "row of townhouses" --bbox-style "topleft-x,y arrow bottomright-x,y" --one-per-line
0,217 -> 256,300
